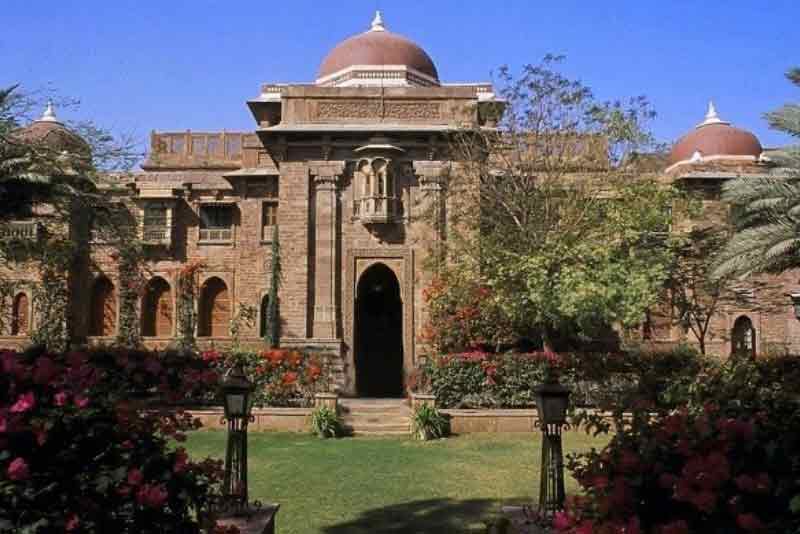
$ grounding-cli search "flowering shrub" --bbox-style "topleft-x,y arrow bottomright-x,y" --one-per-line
560,358 -> 800,533
419,347 -> 712,410
0,346 -> 227,533
201,348 -> 333,407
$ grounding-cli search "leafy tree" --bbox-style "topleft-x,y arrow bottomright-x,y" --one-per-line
713,68 -> 800,277
432,57 -> 679,352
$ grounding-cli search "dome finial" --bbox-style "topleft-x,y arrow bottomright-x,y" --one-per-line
698,100 -> 728,128
39,100 -> 60,123
370,10 -> 386,32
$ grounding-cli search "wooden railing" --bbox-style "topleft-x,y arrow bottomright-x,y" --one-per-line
199,228 -> 233,242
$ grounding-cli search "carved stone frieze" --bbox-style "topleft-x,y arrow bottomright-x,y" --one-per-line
314,100 -> 442,121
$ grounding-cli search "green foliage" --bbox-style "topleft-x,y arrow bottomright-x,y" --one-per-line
229,303 -> 257,350
264,224 -> 282,348
411,404 -> 449,441
564,356 -> 800,533
175,262 -> 203,353
114,242 -> 144,349
422,347 -> 705,410
28,239 -> 74,352
201,348 -> 333,408
0,347 -> 224,533
714,67 -> 800,277
310,406 -> 343,439
436,57 -> 680,350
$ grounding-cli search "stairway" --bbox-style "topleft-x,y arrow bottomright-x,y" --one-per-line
338,398 -> 411,436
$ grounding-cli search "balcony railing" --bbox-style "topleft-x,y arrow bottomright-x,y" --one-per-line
144,131 -> 249,169
0,221 -> 40,240
143,226 -> 170,243
199,228 -> 233,242
355,196 -> 400,224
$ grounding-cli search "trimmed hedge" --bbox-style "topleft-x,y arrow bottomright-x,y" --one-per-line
419,346 -> 712,410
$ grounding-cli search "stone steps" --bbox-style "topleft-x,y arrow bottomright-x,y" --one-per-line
338,398 -> 411,436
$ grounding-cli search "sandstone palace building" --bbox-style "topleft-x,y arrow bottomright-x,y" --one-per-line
1,12 -> 797,395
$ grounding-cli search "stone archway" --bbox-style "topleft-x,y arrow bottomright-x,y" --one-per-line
355,263 -> 403,397
731,315 -> 756,359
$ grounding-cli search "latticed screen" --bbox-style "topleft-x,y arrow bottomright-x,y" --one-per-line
199,205 -> 234,241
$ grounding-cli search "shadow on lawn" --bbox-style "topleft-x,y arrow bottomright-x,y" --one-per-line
321,498 -> 526,534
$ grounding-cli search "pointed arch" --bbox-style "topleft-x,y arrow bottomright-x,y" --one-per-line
89,277 -> 116,337
198,277 -> 230,337
141,277 -> 173,337
731,315 -> 756,359
11,292 -> 30,336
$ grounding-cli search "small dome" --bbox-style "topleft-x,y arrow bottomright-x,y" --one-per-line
670,102 -> 762,165
12,102 -> 91,158
317,11 -> 439,83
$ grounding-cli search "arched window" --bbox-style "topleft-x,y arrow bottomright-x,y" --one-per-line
141,277 -> 172,337
198,277 -> 230,337
11,292 -> 29,336
89,277 -> 116,336
731,316 -> 756,359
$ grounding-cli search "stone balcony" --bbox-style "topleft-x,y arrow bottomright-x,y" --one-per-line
355,195 -> 400,224
0,221 -> 40,240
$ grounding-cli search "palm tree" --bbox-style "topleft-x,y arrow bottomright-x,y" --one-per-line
713,68 -> 800,277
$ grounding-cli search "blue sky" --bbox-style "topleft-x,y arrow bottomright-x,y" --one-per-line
2,0 -> 797,151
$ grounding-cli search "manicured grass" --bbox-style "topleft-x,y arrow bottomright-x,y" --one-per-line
185,431 -> 608,534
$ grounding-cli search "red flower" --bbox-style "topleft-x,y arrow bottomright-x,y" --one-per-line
689,490 -> 716,513
552,511 -> 574,530
282,371 -> 298,385
736,513 -> 765,532
74,396 -> 90,409
10,392 -> 35,413
65,514 -> 80,531
202,350 -> 221,362
7,457 -> 30,481
136,483 -> 168,508
173,448 -> 189,473
575,520 -> 595,534
54,392 -> 68,406
0,414 -> 6,433
127,468 -> 144,486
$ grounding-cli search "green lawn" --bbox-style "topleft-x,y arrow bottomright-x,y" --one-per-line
185,431 -> 607,534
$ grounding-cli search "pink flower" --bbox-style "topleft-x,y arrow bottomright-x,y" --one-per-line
127,468 -> 144,486
0,414 -> 6,433
54,392 -> 68,406
552,511 -> 574,530
74,396 -> 90,409
65,514 -> 80,531
575,520 -> 595,534
659,520 -> 689,534
7,457 -> 30,481
10,392 -> 35,413
136,483 -> 168,508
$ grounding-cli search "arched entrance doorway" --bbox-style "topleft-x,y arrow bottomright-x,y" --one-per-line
355,263 -> 403,397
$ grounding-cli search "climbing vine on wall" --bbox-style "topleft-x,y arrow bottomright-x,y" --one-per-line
29,239 -> 74,352
175,260 -> 203,352
113,241 -> 146,348
264,224 -> 282,348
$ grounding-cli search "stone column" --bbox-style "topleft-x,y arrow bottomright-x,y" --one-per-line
413,160 -> 449,244
309,161 -> 345,339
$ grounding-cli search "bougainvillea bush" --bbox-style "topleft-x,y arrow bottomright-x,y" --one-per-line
558,358 -> 800,533
201,348 -> 333,407
0,347 -> 226,533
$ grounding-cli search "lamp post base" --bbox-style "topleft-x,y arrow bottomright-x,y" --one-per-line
216,504 -> 280,534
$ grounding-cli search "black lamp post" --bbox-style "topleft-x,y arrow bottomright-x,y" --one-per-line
221,363 -> 254,516
533,379 -> 571,516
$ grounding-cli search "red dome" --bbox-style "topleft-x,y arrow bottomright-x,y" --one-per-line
670,104 -> 761,164
12,103 -> 91,158
317,16 -> 438,82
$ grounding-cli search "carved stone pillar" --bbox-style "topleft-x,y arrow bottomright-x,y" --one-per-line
309,161 -> 345,339
413,161 -> 449,244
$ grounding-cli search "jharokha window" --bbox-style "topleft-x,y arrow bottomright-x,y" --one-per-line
199,204 -> 234,242
89,277 -> 116,337
11,292 -> 30,335
141,277 -> 173,337
198,277 -> 230,337
142,204 -> 170,243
